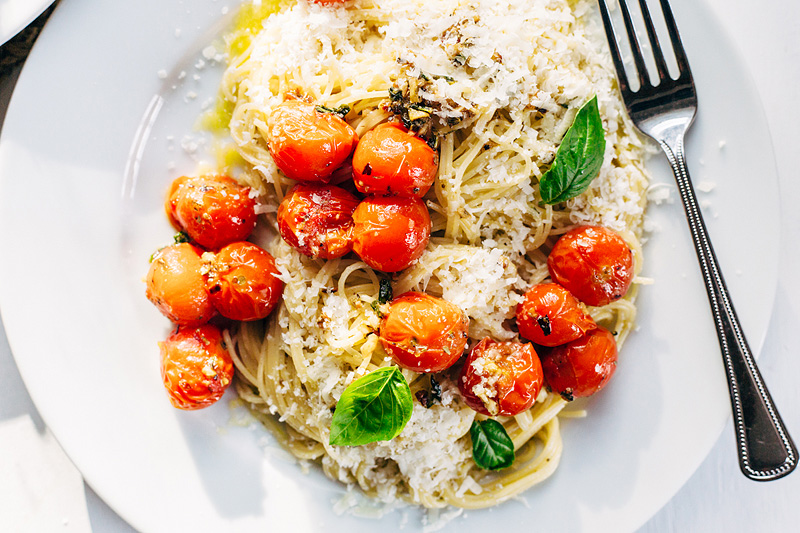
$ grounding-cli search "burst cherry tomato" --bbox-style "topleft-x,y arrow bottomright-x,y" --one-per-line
206,242 -> 283,321
541,326 -> 618,401
379,292 -> 469,373
458,338 -> 544,417
277,183 -> 360,259
516,283 -> 596,347
547,225 -> 634,307
352,196 -> 431,272
266,100 -> 358,183
167,174 -> 257,250
352,122 -> 438,198
146,243 -> 215,326
159,324 -> 234,410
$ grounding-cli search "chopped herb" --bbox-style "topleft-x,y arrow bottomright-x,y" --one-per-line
536,315 -> 552,336
415,376 -> 442,408
407,105 -> 433,121
429,376 -> 442,405
453,53 -> 466,66
378,278 -> 393,304
315,104 -> 351,120
173,231 -> 190,244
362,163 -> 373,176
415,390 -> 430,408
560,389 -> 575,402
389,87 -> 403,101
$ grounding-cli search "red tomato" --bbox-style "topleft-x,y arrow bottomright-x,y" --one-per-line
547,225 -> 634,307
146,243 -> 215,326
541,326 -> 617,400
516,283 -> 596,347
352,196 -> 431,272
167,174 -> 257,250
266,100 -> 358,183
379,292 -> 469,373
352,122 -> 438,198
277,183 -> 360,259
458,338 -> 544,417
206,242 -> 283,321
159,324 -> 234,410
165,175 -> 192,230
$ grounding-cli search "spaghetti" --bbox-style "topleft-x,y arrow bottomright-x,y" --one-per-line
220,0 -> 649,509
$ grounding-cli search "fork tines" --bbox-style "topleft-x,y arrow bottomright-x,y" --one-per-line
598,0 -> 692,96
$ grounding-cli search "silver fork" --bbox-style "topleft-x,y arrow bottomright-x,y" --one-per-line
597,0 -> 796,481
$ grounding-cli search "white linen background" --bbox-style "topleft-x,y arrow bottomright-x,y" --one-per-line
0,0 -> 798,530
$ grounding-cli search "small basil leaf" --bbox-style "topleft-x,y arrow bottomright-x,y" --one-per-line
539,95 -> 606,204
329,366 -> 413,446
470,419 -> 515,470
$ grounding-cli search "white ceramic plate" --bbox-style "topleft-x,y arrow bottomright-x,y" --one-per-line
0,1 -> 780,532
0,0 -> 55,46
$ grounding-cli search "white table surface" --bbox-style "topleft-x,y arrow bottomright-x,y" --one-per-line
1,0 -> 798,531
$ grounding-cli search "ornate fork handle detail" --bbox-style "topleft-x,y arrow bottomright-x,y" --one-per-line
659,131 -> 797,480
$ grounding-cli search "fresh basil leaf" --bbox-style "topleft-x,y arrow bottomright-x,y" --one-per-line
539,95 -> 606,204
329,366 -> 413,446
470,419 -> 515,470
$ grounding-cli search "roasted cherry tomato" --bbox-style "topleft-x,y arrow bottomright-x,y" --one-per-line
266,100 -> 358,183
516,283 -> 596,347
206,242 -> 283,321
547,225 -> 634,307
146,243 -> 215,326
352,122 -> 438,198
165,175 -> 191,229
458,338 -> 544,417
159,324 -> 234,410
352,196 -> 430,272
541,326 -> 617,400
277,183 -> 360,259
167,174 -> 257,250
379,292 -> 469,373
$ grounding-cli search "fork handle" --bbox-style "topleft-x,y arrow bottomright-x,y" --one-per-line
659,135 -> 797,480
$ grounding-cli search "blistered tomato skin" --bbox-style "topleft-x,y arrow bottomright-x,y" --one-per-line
458,338 -> 544,417
541,326 -> 618,400
165,175 -> 192,230
169,175 -> 257,250
206,242 -> 283,322
379,292 -> 469,373
277,183 -> 360,259
516,283 -> 596,347
352,196 -> 431,272
266,100 -> 358,183
547,225 -> 634,307
160,324 -> 234,410
352,122 -> 438,198
146,243 -> 215,326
